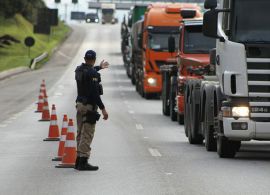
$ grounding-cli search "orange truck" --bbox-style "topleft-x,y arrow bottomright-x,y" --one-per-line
136,3 -> 201,99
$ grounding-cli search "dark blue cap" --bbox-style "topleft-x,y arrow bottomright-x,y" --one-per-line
84,50 -> 96,60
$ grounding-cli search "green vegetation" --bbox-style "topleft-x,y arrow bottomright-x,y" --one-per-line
0,14 -> 70,72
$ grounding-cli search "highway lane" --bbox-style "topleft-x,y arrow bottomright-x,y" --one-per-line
0,24 -> 86,123
0,23 -> 270,195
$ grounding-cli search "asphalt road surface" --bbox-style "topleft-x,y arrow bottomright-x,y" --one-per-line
0,23 -> 270,195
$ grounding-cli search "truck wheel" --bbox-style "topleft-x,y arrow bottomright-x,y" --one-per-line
162,73 -> 170,116
188,86 -> 203,144
131,66 -> 135,85
217,135 -> 240,158
184,84 -> 190,137
204,107 -> 217,151
205,124 -> 217,151
170,82 -> 177,121
177,114 -> 184,125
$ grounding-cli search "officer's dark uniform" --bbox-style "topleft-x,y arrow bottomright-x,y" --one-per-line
75,50 -> 105,171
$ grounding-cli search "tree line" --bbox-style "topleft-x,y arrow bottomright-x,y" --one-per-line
0,0 -> 46,22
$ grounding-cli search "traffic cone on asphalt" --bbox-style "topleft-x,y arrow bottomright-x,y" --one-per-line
39,96 -> 50,121
52,115 -> 68,161
56,119 -> 76,168
35,90 -> 44,113
41,80 -> 47,98
44,105 -> 60,141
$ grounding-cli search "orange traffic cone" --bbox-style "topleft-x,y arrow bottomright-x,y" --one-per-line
44,105 -> 60,141
41,80 -> 47,98
56,119 -> 76,168
35,90 -> 44,113
52,115 -> 68,161
39,96 -> 50,121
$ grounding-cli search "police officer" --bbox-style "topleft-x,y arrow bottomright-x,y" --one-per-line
75,50 -> 109,171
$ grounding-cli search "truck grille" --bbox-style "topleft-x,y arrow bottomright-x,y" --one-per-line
247,59 -> 270,121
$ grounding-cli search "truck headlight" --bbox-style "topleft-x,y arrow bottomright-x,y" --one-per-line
147,78 -> 157,86
86,19 -> 91,23
232,107 -> 249,117
95,19 -> 99,23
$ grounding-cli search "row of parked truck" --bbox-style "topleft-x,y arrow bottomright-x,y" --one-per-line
121,0 -> 270,158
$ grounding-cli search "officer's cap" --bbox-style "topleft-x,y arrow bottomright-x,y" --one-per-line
84,50 -> 96,60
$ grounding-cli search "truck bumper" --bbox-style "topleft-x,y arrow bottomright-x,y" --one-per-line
143,73 -> 162,93
223,118 -> 270,140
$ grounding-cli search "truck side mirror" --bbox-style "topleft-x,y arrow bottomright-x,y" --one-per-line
203,10 -> 219,39
204,0 -> 217,9
168,36 -> 175,53
181,10 -> 196,19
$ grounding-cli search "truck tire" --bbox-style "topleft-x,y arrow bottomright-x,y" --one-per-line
204,92 -> 217,151
217,135 -> 240,158
204,122 -> 217,151
188,83 -> 203,144
177,114 -> 184,125
131,65 -> 135,85
162,72 -> 170,116
184,83 -> 190,137
170,77 -> 177,121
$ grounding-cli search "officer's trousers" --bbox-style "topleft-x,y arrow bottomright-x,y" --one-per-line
76,102 -> 96,158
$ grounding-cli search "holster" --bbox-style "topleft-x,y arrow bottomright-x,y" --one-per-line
83,111 -> 101,124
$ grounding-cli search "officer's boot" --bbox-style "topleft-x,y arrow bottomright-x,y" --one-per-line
74,156 -> 80,170
77,157 -> 99,171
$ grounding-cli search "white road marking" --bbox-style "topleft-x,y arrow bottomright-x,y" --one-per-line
128,110 -> 135,114
165,172 -> 173,176
54,92 -> 63,96
148,148 -> 162,157
4,120 -> 12,124
136,124 -> 144,130
58,51 -> 71,59
0,124 -> 7,128
10,116 -> 17,120
143,137 -> 149,139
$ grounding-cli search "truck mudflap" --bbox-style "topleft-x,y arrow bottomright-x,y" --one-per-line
223,118 -> 270,140
177,95 -> 184,114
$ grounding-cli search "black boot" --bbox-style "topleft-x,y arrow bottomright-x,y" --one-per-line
74,157 -> 80,170
77,157 -> 99,171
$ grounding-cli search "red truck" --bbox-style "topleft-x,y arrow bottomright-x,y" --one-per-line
161,20 -> 215,124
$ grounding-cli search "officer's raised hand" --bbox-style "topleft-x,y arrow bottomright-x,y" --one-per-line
100,60 -> 109,69
102,108 -> 109,120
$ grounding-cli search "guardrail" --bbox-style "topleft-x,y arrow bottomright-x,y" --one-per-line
30,52 -> 48,70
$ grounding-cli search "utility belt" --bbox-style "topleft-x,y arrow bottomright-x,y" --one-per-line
76,101 -> 100,125
83,110 -> 100,125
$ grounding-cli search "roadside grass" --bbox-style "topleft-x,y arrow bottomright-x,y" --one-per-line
0,14 -> 70,72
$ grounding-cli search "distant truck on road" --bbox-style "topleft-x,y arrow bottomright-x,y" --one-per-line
101,3 -> 116,24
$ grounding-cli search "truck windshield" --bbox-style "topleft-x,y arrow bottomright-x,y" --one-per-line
148,33 -> 179,52
184,25 -> 216,54
102,9 -> 114,15
231,0 -> 270,43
